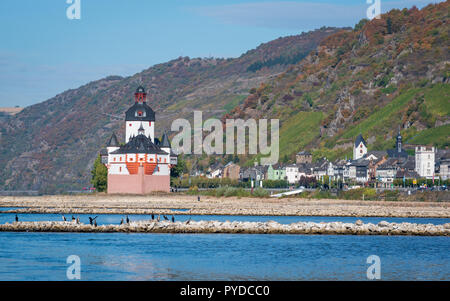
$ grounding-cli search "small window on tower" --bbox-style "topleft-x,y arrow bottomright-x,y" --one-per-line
138,111 -> 143,116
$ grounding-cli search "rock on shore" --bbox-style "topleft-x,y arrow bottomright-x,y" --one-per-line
0,220 -> 449,236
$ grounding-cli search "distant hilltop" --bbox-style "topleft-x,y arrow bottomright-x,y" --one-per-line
0,107 -> 23,116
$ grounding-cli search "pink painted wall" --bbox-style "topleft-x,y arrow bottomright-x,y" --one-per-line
108,166 -> 170,194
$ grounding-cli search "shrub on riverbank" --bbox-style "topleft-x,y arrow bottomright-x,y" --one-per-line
339,188 -> 377,200
185,186 -> 270,198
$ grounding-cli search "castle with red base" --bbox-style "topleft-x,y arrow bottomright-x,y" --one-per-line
100,86 -> 177,194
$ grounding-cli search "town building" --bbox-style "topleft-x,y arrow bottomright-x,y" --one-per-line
286,165 -> 300,184
436,150 -> 450,180
386,130 -> 408,158
296,151 -> 312,164
241,166 -> 266,182
100,86 -> 177,194
353,134 -> 367,160
207,162 -> 223,179
266,164 -> 286,181
415,146 -> 435,179
222,162 -> 240,180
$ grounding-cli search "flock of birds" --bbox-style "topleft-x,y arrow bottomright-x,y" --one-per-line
13,213 -> 192,227
12,196 -> 201,226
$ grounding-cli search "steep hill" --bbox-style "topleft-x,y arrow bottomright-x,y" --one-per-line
226,1 -> 449,164
0,28 -> 342,193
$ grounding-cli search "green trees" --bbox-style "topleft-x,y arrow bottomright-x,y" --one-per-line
91,155 -> 107,192
170,155 -> 187,178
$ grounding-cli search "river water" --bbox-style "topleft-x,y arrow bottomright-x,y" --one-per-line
0,213 -> 449,281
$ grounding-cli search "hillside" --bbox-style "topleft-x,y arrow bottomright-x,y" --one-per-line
226,1 -> 449,164
0,28 -> 342,193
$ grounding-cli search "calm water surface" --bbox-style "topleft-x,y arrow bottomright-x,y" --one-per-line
0,213 -> 449,281
1,212 -> 449,225
0,232 -> 448,281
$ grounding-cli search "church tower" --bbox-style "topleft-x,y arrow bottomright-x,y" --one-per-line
125,86 -> 155,143
396,128 -> 402,153
353,134 -> 367,160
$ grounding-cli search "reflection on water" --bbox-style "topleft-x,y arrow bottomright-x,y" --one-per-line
0,232 -> 448,281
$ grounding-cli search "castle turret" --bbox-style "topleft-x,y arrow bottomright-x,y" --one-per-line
125,86 -> 155,143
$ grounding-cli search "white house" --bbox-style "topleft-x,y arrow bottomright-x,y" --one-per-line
353,134 -> 367,160
286,165 -> 300,184
415,146 -> 435,179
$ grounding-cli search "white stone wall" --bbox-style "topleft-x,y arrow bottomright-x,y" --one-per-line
125,121 -> 154,143
286,166 -> 299,184
415,146 -> 435,179
353,142 -> 367,160
109,163 -> 129,175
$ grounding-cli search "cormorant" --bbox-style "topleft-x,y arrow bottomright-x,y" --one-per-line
15,215 -> 18,222
72,215 -> 75,221
76,218 -> 80,224
88,216 -> 99,225
126,215 -> 130,224
197,196 -> 201,202
171,215 -> 175,223
157,215 -> 160,222
151,213 -> 155,220
163,215 -> 168,221
62,215 -> 66,221
186,217 -> 191,225
120,218 -> 124,225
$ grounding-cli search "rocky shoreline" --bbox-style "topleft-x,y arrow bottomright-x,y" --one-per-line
1,220 -> 449,236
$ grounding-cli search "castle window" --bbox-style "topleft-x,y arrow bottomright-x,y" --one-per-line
135,110 -> 146,117
119,167 -> 122,172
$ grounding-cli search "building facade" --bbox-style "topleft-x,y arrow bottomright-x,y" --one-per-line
353,134 -> 367,160
101,86 -> 177,194
415,146 -> 435,179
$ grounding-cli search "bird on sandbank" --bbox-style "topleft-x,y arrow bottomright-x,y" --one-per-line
88,216 -> 98,225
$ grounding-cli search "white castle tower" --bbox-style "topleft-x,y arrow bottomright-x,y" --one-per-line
125,86 -> 155,143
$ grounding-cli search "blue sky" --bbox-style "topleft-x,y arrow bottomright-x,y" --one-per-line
0,0 -> 444,107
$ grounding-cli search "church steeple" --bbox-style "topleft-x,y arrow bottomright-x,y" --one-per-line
396,126 -> 402,153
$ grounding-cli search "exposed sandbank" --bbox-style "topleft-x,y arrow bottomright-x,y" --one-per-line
0,194 -> 449,218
